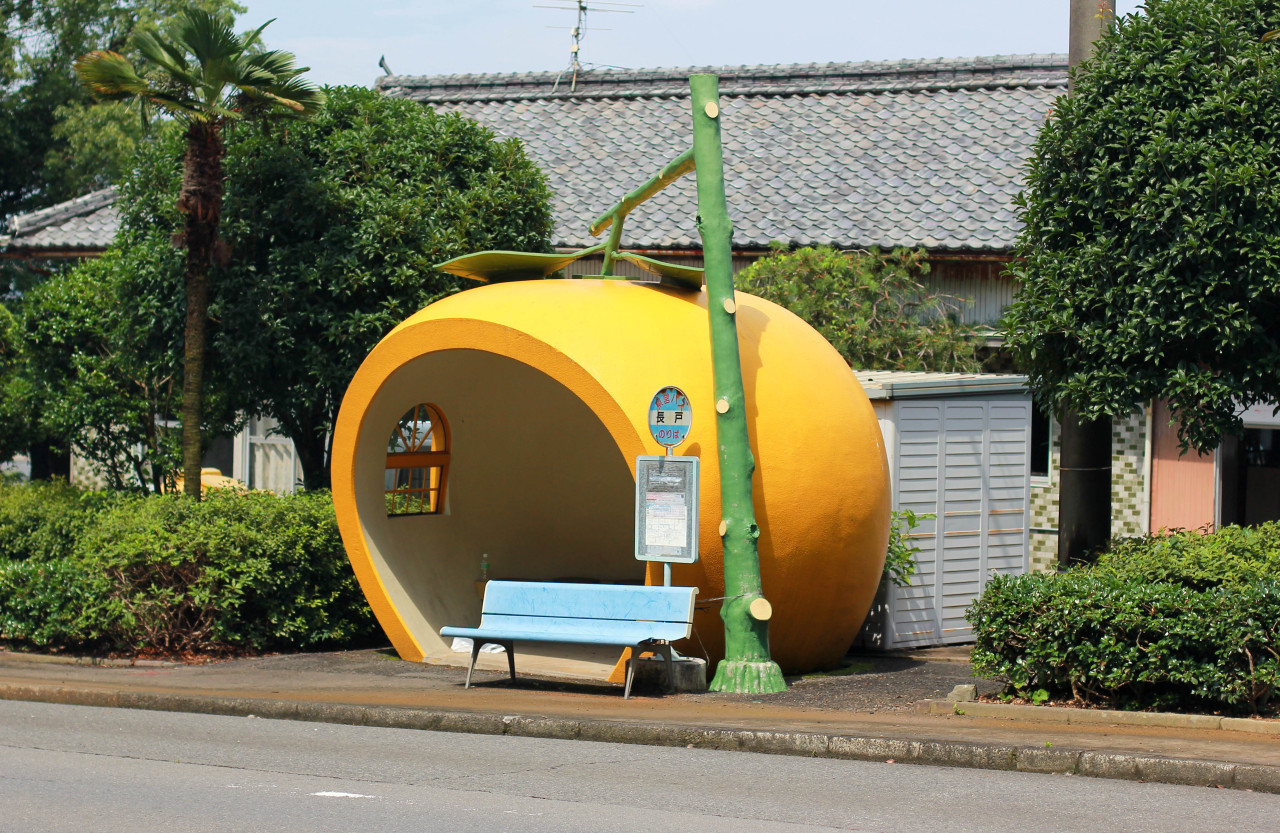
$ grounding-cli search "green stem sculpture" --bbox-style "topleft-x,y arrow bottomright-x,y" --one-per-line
690,74 -> 786,694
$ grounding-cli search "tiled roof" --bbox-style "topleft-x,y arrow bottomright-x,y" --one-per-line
0,188 -> 119,254
855,369 -> 1029,399
381,55 -> 1065,253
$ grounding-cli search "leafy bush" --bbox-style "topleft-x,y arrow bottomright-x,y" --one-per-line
0,556 -> 96,648
969,570 -> 1280,714
883,509 -> 928,587
0,480 -> 119,562
1094,524 -> 1280,589
736,245 -> 978,371
0,485 -> 378,655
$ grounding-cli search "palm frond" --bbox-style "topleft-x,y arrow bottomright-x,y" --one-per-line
77,10 -> 323,127
75,51 -> 151,99
131,31 -> 200,92
131,29 -> 192,84
174,9 -> 243,66
240,18 -> 276,51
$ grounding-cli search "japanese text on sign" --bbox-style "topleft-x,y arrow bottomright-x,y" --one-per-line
648,385 -> 692,448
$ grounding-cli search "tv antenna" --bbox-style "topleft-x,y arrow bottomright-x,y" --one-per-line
535,1 -> 641,91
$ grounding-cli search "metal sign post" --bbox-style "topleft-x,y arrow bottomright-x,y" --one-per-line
638,386 -> 698,586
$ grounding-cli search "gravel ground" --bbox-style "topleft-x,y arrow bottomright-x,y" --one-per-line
685,654 -> 1006,713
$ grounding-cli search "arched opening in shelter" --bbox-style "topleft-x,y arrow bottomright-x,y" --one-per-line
350,348 -> 640,676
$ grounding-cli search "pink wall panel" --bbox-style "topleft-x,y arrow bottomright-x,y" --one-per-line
1149,400 -> 1216,532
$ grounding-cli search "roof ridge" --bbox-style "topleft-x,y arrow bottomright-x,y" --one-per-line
379,54 -> 1068,102
7,187 -> 119,237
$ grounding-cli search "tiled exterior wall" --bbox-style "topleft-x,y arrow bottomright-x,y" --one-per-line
1028,409 -> 1149,572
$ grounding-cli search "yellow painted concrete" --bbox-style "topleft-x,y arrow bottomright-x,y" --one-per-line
331,279 -> 890,675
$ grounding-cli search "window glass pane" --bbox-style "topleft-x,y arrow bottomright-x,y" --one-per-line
385,403 -> 449,517
1030,403 -> 1051,478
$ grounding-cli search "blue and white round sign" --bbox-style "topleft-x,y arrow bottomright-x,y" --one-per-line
648,386 -> 692,448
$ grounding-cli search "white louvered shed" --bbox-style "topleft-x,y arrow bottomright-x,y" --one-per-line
855,371 -> 1032,649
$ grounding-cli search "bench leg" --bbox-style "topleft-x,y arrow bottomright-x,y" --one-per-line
464,641 -> 482,689
500,640 -> 516,681
464,641 -> 517,689
624,648 -> 637,699
658,643 -> 675,694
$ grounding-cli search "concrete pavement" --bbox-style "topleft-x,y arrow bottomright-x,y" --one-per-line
1,647 -> 1277,795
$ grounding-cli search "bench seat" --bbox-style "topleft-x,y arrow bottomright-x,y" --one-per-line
441,580 -> 698,698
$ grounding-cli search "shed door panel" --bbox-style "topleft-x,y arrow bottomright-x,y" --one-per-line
888,397 -> 1031,648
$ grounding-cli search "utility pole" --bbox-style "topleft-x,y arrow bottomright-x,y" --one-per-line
1069,0 -> 1115,79
1057,0 -> 1116,568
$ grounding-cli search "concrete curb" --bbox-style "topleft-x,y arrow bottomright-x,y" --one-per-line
0,650 -> 180,669
4,683 -> 1277,794
918,699 -> 1280,736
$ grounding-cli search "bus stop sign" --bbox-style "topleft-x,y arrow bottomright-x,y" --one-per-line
648,386 -> 692,448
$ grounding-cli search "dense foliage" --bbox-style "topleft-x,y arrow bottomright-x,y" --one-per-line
1093,523 -> 1280,588
0,482 -> 378,654
0,0 -> 241,218
214,85 -> 555,487
969,524 -> 1280,714
4,86 -> 553,488
736,245 -> 978,371
1006,0 -> 1280,452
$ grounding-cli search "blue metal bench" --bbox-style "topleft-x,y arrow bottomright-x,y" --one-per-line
441,580 -> 698,698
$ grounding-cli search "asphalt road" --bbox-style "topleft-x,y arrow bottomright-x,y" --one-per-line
1,700 -> 1275,833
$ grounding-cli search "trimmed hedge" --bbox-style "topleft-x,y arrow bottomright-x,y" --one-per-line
1093,523 -> 1280,589
970,573 -> 1279,714
969,525 -> 1280,714
0,485 -> 379,656
0,480 -> 121,563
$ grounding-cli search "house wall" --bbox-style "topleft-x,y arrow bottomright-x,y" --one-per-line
926,259 -> 1016,326
1028,409 -> 1150,571
1149,399 -> 1217,532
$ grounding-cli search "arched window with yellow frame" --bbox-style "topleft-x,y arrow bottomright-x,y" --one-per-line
385,403 -> 450,516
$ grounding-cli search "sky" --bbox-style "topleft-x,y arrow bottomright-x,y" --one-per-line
241,0 -> 1148,88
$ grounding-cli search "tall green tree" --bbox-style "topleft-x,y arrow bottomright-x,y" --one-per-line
1005,0 -> 1280,453
75,9 -> 323,497
736,245 -> 979,371
19,242 -> 188,490
216,86 -> 555,489
0,0 -> 242,218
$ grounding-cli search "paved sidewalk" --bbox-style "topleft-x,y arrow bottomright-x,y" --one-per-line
2,647 -> 1277,794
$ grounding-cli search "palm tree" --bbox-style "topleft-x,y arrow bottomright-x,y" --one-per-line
75,10 -> 324,498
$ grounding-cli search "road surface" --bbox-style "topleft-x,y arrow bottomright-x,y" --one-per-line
0,699 -> 1273,832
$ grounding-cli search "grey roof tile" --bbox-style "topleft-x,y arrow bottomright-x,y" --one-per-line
7,55 -> 1063,258
1,188 -> 120,253
408,56 -> 1064,253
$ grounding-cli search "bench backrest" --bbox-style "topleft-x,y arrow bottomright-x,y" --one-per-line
479,581 -> 697,641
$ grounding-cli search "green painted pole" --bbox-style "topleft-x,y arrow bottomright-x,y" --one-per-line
690,73 -> 786,694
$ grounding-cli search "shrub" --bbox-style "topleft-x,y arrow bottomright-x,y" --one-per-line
0,485 -> 378,655
0,556 -> 96,649
1094,523 -> 1280,589
969,572 -> 1280,714
0,480 -> 119,562
735,245 -> 978,371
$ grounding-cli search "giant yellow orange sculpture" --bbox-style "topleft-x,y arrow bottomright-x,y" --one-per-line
331,277 -> 890,675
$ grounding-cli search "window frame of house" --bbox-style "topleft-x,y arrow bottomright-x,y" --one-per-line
385,403 -> 450,516
1030,402 -> 1052,487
